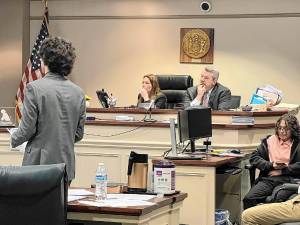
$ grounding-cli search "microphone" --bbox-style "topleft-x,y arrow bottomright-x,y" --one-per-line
107,93 -> 117,108
143,100 -> 156,122
146,100 -> 155,111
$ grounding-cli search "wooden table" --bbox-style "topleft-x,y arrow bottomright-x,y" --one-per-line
67,192 -> 187,225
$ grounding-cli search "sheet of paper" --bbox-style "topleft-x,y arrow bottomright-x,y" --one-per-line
107,194 -> 155,201
256,88 -> 280,103
218,152 -> 245,158
7,128 -> 18,135
7,128 -> 27,152
13,142 -> 27,152
68,189 -> 94,196
78,199 -> 155,207
271,103 -> 299,109
68,195 -> 87,202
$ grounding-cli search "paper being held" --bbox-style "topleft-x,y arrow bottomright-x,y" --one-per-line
7,128 -> 27,152
7,128 -> 17,135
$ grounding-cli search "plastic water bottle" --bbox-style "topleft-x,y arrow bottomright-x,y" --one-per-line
95,163 -> 107,201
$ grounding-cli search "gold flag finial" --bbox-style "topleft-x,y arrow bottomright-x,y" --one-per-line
43,0 -> 48,8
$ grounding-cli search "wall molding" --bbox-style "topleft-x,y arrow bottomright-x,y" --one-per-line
0,137 -> 259,153
31,13 -> 300,21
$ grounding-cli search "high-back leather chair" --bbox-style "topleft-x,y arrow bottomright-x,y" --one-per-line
156,75 -> 193,109
0,163 -> 67,225
229,95 -> 241,109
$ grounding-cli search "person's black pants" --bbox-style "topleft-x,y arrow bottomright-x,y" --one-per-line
243,177 -> 292,209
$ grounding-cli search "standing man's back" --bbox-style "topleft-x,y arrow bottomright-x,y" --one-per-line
11,36 -> 86,182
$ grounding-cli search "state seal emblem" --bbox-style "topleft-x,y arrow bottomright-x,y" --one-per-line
182,29 -> 210,59
180,28 -> 214,64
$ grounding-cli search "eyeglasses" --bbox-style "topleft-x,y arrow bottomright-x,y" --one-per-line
277,126 -> 290,132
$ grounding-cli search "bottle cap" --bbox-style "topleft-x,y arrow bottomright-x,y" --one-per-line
153,160 -> 175,168
98,162 -> 104,166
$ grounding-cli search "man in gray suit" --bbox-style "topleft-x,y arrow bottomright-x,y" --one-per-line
184,67 -> 232,110
11,36 -> 86,182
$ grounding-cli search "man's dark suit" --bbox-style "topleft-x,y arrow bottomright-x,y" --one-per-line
184,83 -> 232,110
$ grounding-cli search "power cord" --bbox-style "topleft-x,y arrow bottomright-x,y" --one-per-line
84,115 -> 149,138
85,125 -> 143,138
162,142 -> 187,157
181,141 -> 191,153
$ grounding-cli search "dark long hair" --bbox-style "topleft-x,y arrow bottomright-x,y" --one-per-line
275,113 -> 300,141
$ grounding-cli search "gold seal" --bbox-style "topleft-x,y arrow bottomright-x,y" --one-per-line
182,29 -> 210,59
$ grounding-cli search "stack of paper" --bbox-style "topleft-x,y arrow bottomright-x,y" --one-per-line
271,103 -> 299,112
68,189 -> 94,202
232,116 -> 255,125
78,194 -> 156,207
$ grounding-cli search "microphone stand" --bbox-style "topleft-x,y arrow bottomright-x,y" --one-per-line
203,137 -> 212,159
144,100 -> 157,122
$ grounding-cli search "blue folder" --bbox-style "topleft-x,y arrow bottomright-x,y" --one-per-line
250,94 -> 267,105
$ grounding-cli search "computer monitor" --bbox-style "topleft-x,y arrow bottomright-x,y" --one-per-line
96,89 -> 109,108
178,107 -> 212,152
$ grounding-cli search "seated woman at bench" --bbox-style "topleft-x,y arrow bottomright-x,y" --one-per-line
137,74 -> 167,109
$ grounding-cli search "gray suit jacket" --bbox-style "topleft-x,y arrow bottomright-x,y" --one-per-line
11,72 -> 86,181
183,83 -> 232,110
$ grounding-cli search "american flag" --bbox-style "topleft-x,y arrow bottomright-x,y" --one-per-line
16,6 -> 49,120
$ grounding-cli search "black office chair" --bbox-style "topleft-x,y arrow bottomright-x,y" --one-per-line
245,165 -> 300,225
245,164 -> 298,203
156,75 -> 193,109
272,183 -> 300,225
229,95 -> 241,109
0,163 -> 68,225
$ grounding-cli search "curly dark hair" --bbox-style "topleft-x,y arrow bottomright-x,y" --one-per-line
39,36 -> 76,76
275,113 -> 300,141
